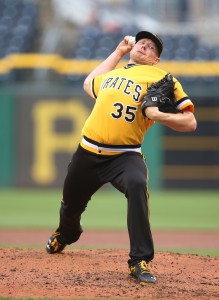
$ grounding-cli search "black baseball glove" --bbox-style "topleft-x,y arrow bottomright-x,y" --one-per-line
141,73 -> 179,117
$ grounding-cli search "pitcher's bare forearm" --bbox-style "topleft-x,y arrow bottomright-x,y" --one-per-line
145,107 -> 197,132
83,37 -> 132,95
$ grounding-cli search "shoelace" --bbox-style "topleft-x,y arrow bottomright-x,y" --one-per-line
138,261 -> 150,273
51,238 -> 63,251
53,231 -> 61,237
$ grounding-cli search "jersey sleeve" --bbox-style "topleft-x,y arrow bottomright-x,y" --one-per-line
174,79 -> 194,113
84,74 -> 104,99
90,74 -> 105,99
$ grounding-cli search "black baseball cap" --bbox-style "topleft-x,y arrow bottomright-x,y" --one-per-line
135,31 -> 163,57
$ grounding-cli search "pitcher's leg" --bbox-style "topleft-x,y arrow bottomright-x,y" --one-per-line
58,145 -> 103,244
126,169 -> 154,265
111,153 -> 154,265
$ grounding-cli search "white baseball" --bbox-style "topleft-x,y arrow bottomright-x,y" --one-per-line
128,36 -> 135,46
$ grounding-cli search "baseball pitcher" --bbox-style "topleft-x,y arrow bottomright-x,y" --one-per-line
46,31 -> 197,285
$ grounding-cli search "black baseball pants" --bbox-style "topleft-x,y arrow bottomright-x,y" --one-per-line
58,144 -> 154,266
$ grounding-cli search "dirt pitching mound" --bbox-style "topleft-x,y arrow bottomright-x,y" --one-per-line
0,248 -> 218,299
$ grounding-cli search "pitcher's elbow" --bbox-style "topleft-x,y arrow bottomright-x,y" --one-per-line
83,80 -> 88,92
192,119 -> 197,131
189,119 -> 197,132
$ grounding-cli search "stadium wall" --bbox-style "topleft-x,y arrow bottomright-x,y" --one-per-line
0,56 -> 218,189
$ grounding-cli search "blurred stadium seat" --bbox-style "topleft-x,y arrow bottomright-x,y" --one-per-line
71,28 -> 219,62
0,0 -> 218,85
0,0 -> 38,82
0,0 -> 38,57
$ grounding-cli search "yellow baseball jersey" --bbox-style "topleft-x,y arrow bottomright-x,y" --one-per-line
81,64 -> 194,155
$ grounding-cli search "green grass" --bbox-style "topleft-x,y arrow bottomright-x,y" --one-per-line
150,190 -> 219,231
0,188 -> 218,257
157,248 -> 219,257
0,188 -> 219,231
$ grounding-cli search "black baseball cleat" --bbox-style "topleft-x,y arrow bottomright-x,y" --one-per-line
128,260 -> 157,285
46,230 -> 67,254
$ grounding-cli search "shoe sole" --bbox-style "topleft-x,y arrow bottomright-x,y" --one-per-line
128,274 -> 157,285
46,245 -> 55,254
46,247 -> 65,254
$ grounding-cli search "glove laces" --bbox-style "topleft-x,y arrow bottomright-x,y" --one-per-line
148,73 -> 173,91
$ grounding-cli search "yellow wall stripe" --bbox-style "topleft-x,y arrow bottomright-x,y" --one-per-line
1,54 -> 219,76
164,136 -> 219,151
195,107 -> 219,121
163,165 -> 219,180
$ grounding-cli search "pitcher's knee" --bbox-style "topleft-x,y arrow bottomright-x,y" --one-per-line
127,176 -> 147,191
